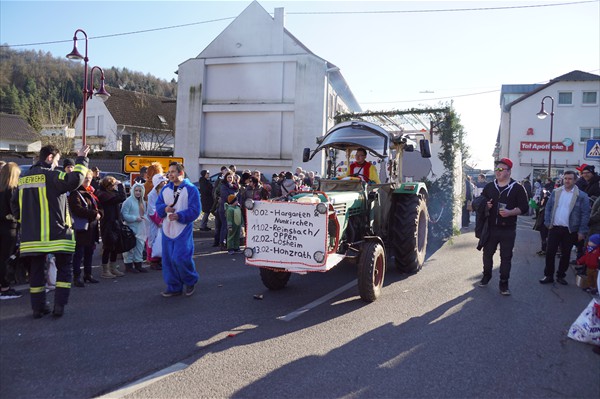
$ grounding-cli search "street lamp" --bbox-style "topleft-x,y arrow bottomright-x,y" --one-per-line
536,95 -> 554,179
66,29 -> 110,147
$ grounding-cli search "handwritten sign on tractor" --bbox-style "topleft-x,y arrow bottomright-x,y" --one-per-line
245,200 -> 328,271
123,155 -> 184,173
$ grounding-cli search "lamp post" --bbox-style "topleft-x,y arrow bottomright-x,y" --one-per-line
536,95 -> 554,179
66,29 -> 109,147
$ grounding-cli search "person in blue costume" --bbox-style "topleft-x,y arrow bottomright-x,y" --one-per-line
155,162 -> 201,297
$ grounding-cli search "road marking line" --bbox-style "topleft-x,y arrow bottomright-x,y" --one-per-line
95,362 -> 188,399
277,280 -> 357,322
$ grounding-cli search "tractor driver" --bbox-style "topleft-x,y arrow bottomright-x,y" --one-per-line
346,148 -> 380,184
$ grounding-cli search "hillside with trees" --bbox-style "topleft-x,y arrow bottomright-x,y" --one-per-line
0,46 -> 177,131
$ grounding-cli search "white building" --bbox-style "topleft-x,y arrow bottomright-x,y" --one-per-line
73,87 -> 176,152
498,70 -> 600,181
40,124 -> 74,138
174,1 -> 361,182
0,113 -> 41,152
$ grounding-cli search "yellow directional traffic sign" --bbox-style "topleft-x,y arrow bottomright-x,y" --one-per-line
123,155 -> 185,173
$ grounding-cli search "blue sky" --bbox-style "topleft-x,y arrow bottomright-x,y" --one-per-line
1,0 -> 599,169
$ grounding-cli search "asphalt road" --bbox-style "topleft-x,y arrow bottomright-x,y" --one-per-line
1,216 -> 599,399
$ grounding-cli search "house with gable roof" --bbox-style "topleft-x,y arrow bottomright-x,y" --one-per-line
0,113 -> 42,152
497,70 -> 600,180
73,87 -> 176,152
174,1 -> 361,181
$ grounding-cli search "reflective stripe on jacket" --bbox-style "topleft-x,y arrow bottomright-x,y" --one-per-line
13,157 -> 88,255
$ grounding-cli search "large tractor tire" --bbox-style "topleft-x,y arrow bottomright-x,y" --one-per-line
357,241 -> 386,302
391,194 -> 428,273
260,268 -> 291,290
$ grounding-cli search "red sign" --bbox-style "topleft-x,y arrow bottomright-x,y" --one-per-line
520,141 -> 573,152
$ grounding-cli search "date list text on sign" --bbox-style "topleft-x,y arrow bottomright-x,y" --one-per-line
245,201 -> 328,271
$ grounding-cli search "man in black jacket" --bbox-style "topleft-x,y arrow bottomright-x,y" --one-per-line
478,158 -> 529,296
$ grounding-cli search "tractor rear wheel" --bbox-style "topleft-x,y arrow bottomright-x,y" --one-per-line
357,241 -> 385,302
260,268 -> 291,290
391,194 -> 428,273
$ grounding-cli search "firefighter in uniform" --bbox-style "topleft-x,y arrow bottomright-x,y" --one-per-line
11,144 -> 89,318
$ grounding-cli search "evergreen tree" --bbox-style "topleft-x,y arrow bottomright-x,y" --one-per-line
0,47 -> 177,128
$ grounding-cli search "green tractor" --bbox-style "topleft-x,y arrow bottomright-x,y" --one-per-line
244,120 -> 431,302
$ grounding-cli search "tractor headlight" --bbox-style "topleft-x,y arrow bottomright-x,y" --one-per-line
244,248 -> 254,258
316,203 -> 328,214
244,199 -> 255,210
313,251 -> 325,263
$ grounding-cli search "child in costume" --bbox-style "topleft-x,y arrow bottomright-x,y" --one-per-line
225,194 -> 242,255
577,234 -> 600,294
156,162 -> 201,297
146,174 -> 168,270
121,183 -> 148,273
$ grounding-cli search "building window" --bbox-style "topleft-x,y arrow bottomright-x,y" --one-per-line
97,115 -> 104,135
558,92 -> 572,105
582,91 -> 598,105
157,115 -> 168,127
580,127 -> 600,142
86,116 -> 95,130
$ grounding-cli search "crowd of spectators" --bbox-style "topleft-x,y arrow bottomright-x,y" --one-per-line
204,165 -> 319,252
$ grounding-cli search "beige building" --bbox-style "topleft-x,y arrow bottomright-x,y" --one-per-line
497,70 -> 600,180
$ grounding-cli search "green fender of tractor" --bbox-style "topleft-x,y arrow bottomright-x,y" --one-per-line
392,182 -> 428,196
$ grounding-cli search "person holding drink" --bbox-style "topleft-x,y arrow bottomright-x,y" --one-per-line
478,158 -> 529,296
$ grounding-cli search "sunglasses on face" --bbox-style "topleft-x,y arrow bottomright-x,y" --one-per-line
494,167 -> 509,172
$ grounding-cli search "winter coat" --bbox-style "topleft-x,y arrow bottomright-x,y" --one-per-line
198,176 -> 214,212
95,183 -> 126,242
11,158 -> 88,255
583,175 -> 600,204
544,185 -> 591,235
0,188 -> 18,232
523,180 -> 532,199
280,178 -> 297,195
270,179 -> 282,198
576,246 -> 599,269
219,182 -> 239,212
68,186 -> 103,247
241,184 -> 269,205
588,196 -> 600,238
481,179 -> 529,230
472,195 -> 490,250
121,183 -> 146,237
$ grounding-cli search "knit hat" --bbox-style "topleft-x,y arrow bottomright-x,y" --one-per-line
227,194 -> 237,204
576,164 -> 588,172
589,234 -> 600,246
152,173 -> 168,189
62,158 -> 75,168
582,165 -> 596,173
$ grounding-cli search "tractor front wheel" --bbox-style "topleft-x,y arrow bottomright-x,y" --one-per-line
357,241 -> 386,302
260,268 -> 291,290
